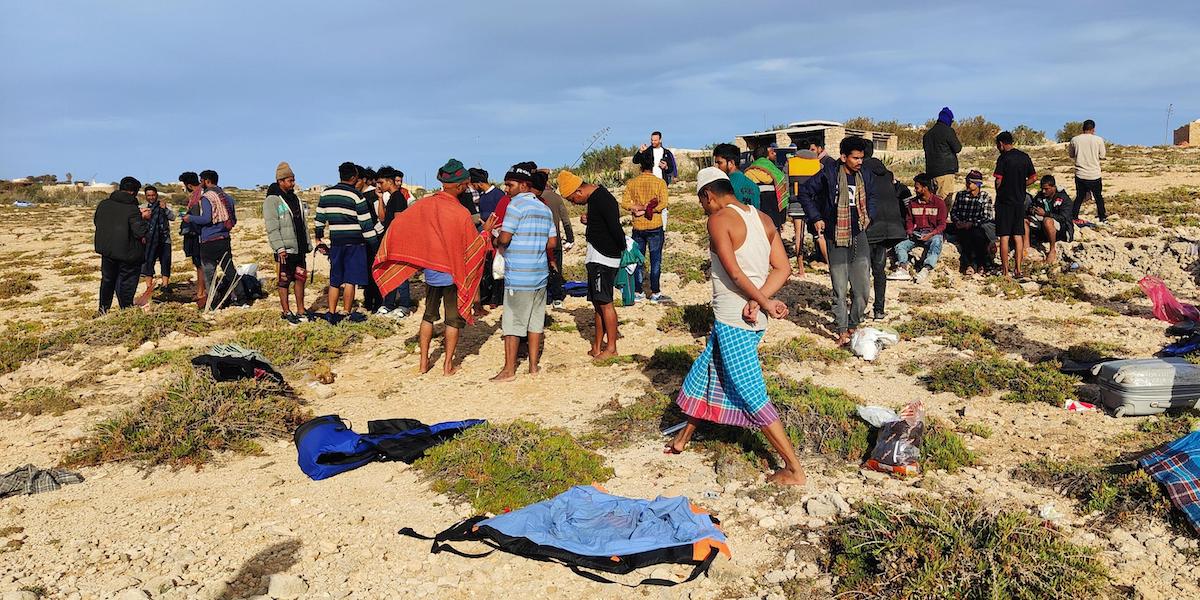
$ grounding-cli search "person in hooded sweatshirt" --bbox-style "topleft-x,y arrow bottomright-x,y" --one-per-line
94,176 -> 150,314
923,107 -> 962,207
264,161 -> 312,323
862,141 -> 906,320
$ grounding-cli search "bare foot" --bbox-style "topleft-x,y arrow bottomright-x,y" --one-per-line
528,366 -> 540,377
443,365 -> 459,376
767,468 -> 807,486
490,371 -> 515,382
417,362 -> 433,375
587,347 -> 601,358
592,350 -> 617,363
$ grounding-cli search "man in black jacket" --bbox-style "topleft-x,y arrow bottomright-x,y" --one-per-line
798,136 -> 877,345
923,107 -> 962,207
863,141 -> 906,320
94,176 -> 150,314
1025,175 -> 1074,264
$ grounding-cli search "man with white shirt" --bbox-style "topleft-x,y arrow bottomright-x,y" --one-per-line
639,131 -> 677,231
1068,119 -> 1107,224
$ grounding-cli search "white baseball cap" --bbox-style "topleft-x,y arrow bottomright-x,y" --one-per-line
695,166 -> 730,195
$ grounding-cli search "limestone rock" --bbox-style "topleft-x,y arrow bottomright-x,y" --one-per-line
267,574 -> 308,599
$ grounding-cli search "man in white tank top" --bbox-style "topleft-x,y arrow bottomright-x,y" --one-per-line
667,167 -> 806,486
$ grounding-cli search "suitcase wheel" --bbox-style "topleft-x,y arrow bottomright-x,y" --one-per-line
1113,406 -> 1127,418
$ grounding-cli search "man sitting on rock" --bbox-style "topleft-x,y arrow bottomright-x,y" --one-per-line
1025,174 -> 1074,264
889,173 -> 947,284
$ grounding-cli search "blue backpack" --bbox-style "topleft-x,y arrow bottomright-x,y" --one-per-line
294,414 -> 485,480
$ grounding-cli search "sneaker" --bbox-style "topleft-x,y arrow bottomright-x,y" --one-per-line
376,306 -> 391,315
552,300 -> 564,309
872,309 -> 885,321
887,266 -> 911,281
648,293 -> 670,304
281,312 -> 300,325
913,269 -> 928,284
390,307 -> 411,319
295,312 -> 310,323
634,292 -> 646,302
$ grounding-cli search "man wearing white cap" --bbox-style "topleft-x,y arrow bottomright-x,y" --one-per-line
666,167 -> 806,486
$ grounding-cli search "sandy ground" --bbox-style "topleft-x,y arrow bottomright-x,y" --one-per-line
1,148 -> 1199,599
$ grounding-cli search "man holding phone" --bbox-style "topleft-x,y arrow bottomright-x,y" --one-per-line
622,150 -> 670,303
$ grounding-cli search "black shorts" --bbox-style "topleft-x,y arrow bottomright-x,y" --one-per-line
1028,218 -> 1070,243
994,201 -> 1025,237
586,262 -> 617,305
276,253 -> 308,288
422,284 -> 467,329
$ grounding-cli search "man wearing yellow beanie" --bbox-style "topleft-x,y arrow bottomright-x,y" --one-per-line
559,170 -> 625,361
264,161 -> 312,323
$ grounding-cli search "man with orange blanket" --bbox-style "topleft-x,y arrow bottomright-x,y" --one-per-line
373,159 -> 488,375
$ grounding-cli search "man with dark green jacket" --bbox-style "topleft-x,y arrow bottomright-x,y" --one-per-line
264,161 -> 311,323
94,176 -> 150,314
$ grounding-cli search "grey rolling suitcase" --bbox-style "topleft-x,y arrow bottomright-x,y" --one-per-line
1092,358 -> 1200,417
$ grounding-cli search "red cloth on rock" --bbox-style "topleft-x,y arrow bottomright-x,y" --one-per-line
372,191 -> 487,324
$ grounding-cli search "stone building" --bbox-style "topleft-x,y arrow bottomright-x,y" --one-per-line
1175,120 -> 1200,147
735,120 -> 898,154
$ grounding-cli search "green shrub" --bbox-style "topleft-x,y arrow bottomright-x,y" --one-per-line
898,359 -> 924,376
982,275 -> 1025,299
1106,186 -> 1200,227
663,252 -> 709,284
1038,272 -> 1088,304
415,421 -> 613,513
760,335 -> 851,370
896,311 -> 996,352
64,370 -> 309,467
0,272 -> 39,299
1064,341 -> 1127,362
959,422 -> 993,439
130,348 -> 197,371
0,322 -> 55,375
647,344 -> 699,376
61,304 -> 211,348
1100,271 -> 1136,283
1055,121 -> 1085,143
656,303 -> 714,336
234,319 -> 399,367
1090,306 -> 1119,317
922,418 -> 978,472
828,496 -> 1109,599
1015,458 -> 1172,524
1109,285 -> 1143,303
583,391 -> 682,449
926,353 -> 1079,405
1,386 -> 77,419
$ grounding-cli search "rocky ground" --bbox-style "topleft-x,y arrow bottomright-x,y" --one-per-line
1,146 -> 1199,599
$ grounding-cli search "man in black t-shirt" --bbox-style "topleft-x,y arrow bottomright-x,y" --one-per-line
558,169 -> 624,361
992,131 -> 1037,278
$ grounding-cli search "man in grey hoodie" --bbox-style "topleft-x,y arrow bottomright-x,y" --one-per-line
263,161 -> 311,323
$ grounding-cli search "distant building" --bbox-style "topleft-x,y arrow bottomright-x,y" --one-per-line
1175,120 -> 1200,147
735,120 -> 898,154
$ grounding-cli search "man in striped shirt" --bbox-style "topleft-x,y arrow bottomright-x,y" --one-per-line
314,162 -> 383,323
491,161 -> 557,382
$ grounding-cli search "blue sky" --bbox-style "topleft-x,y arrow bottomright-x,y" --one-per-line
1,0 -> 1198,188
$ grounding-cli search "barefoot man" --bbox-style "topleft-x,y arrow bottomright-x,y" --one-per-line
373,159 -> 488,375
667,168 -> 806,486
559,169 -> 624,361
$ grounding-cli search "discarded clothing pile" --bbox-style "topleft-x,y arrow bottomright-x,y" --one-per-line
1,464 -> 84,498
192,343 -> 283,383
1140,430 -> 1200,533
399,485 -> 730,586
295,415 -> 485,480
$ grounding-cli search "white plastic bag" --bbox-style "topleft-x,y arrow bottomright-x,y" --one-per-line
236,263 -> 258,277
850,327 -> 899,361
856,405 -> 899,428
492,253 -> 505,279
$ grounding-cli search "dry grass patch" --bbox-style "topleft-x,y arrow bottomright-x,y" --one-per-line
0,271 -> 39,299
896,310 -> 997,352
1,386 -> 78,419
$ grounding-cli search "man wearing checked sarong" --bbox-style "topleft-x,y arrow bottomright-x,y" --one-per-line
666,167 -> 806,486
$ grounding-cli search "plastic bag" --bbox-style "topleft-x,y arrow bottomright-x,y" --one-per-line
865,401 -> 925,472
856,405 -> 898,428
850,327 -> 900,361
1140,276 -> 1200,324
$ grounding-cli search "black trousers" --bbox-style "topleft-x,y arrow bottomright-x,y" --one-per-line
479,251 -> 504,307
868,240 -> 899,314
363,244 -> 383,312
99,256 -> 141,312
956,226 -> 991,269
199,238 -> 238,308
1072,177 -> 1105,221
546,243 -> 565,304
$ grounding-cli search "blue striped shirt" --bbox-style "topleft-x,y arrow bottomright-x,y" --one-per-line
500,192 -> 556,291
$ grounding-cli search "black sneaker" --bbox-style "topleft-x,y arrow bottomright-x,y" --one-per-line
346,312 -> 367,323
872,309 -> 885,321
322,312 -> 342,325
281,312 -> 300,325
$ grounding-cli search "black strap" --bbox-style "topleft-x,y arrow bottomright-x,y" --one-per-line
567,547 -> 719,587
398,517 -> 495,559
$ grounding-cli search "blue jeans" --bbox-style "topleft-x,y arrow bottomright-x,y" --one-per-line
894,234 -> 944,270
383,280 -> 412,311
632,227 -> 664,295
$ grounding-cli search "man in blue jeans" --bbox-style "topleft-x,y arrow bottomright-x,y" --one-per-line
890,173 -> 947,284
623,151 -> 669,303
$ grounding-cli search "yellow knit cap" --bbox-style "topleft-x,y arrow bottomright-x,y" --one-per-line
556,170 -> 583,197
275,161 -> 295,181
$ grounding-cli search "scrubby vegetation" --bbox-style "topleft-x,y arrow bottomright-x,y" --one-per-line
925,353 -> 1079,405
896,311 -> 996,352
958,422 -> 994,439
64,370 -> 309,467
982,275 -> 1025,299
583,391 -> 681,449
234,318 -> 399,367
1,386 -> 77,419
663,251 -> 709,284
646,344 -> 699,377
1107,186 -> 1200,227
656,303 -> 714,336
760,335 -> 851,370
0,271 -> 39,299
1064,341 -> 1128,362
1015,458 -> 1172,525
415,420 -> 613,513
65,304 -> 211,349
1037,272 -> 1088,304
828,496 -> 1109,599
129,347 -> 197,371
